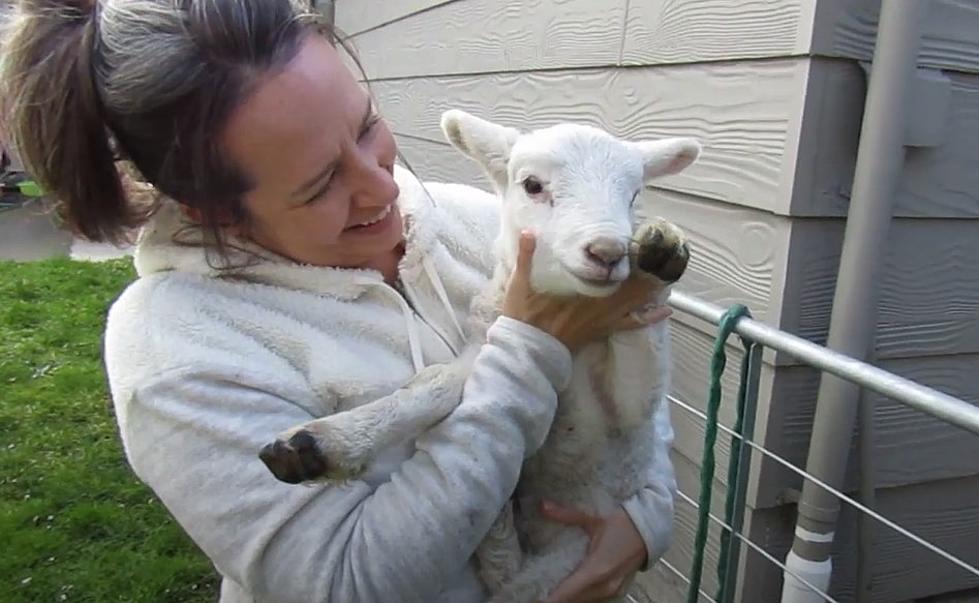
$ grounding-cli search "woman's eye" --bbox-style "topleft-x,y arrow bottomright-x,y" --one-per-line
305,182 -> 332,205
522,177 -> 544,196
363,115 -> 381,137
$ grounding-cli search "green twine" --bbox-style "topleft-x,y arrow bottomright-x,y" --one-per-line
686,304 -> 753,603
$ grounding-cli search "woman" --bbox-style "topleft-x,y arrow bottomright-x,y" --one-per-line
0,1 -> 676,601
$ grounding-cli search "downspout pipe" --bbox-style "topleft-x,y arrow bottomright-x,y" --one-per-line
780,2 -> 926,601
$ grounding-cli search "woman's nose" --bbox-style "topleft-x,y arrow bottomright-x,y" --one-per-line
350,150 -> 399,209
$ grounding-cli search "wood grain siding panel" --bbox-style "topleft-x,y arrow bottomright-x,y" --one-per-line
739,477 -> 979,603
373,61 -> 802,213
349,0 -> 626,81
335,0 -> 453,36
639,189 -> 787,328
394,135 -> 490,191
814,0 -> 979,75
793,64 -> 979,218
666,315 -> 979,508
893,71 -> 979,218
755,354 -> 979,507
622,0 -> 812,66
787,58 -> 865,217
786,218 -> 979,359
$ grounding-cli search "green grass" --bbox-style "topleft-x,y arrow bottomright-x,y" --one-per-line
0,258 -> 218,602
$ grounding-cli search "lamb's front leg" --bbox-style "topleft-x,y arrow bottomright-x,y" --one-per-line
259,346 -> 477,484
605,217 -> 690,429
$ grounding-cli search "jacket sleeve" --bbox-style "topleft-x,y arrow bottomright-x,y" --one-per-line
621,398 -> 678,570
118,317 -> 571,603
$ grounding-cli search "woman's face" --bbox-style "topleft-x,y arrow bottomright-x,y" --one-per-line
221,35 -> 403,269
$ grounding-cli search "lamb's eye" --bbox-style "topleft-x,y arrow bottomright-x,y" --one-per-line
522,177 -> 544,196
631,190 -> 641,206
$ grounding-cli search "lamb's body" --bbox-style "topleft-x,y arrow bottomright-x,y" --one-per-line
259,110 -> 702,602
465,226 -> 678,603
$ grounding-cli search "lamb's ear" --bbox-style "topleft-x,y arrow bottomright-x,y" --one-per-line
441,110 -> 520,191
633,138 -> 702,182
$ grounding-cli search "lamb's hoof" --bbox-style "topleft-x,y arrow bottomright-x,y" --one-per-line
634,218 -> 690,283
259,430 -> 328,484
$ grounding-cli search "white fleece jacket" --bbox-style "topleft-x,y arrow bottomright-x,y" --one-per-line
103,167 -> 675,603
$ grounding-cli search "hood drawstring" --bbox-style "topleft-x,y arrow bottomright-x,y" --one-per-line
398,256 -> 467,361
422,255 -> 467,345
359,277 -> 427,374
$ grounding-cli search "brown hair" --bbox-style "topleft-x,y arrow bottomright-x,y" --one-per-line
0,0 -> 331,246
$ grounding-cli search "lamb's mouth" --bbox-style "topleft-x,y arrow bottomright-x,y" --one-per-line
564,266 -> 626,290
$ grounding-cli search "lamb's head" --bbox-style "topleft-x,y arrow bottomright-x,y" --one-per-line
441,109 -> 701,296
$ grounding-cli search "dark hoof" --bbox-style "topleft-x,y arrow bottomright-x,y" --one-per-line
636,233 -> 690,283
259,430 -> 327,484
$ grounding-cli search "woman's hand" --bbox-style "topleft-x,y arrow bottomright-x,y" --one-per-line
502,231 -> 672,353
539,501 -> 647,603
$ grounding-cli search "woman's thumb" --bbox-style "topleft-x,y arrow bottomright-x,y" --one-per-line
513,230 -> 537,285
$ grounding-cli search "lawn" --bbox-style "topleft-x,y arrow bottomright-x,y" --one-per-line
0,258 -> 218,602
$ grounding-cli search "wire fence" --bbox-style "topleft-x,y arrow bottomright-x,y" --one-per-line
651,291 -> 979,603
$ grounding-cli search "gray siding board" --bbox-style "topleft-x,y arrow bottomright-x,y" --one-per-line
357,9 -> 979,219
344,0 -> 979,76
348,0 -> 626,80
794,62 -> 979,219
813,0 -> 979,75
394,135 -> 489,191
373,61 -> 802,214
892,70 -> 979,218
381,60 -> 979,228
786,58 -> 865,217
785,217 -> 979,359
621,0 -> 814,66
756,354 -> 979,507
343,0 -> 979,76
737,476 -> 979,603
638,190 -> 786,329
335,0 -> 455,36
641,475 -> 979,603
665,316 -> 979,507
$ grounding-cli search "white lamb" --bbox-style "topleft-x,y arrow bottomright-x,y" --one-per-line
260,110 -> 701,602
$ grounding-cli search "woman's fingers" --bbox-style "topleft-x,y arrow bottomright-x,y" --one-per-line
540,500 -> 600,531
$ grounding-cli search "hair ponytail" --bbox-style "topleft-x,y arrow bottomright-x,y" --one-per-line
3,0 -> 332,251
1,0 -> 142,244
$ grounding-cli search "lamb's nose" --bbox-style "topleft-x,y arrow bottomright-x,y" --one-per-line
585,239 -> 627,268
